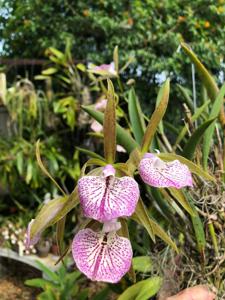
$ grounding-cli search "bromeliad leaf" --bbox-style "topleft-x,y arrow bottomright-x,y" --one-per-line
104,80 -> 116,163
128,88 -> 146,144
141,79 -> 170,153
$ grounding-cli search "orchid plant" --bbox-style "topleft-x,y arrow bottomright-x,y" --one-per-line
25,71 -> 215,287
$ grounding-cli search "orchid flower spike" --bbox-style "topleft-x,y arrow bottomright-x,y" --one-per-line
25,219 -> 41,249
72,220 -> 132,283
78,164 -> 140,222
139,153 -> 193,189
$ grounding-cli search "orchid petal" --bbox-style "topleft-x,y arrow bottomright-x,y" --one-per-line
90,120 -> 103,132
89,62 -> 117,77
78,169 -> 140,222
72,228 -> 132,283
25,219 -> 41,249
139,153 -> 193,189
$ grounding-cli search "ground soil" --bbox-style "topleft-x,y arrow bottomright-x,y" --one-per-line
0,257 -> 41,300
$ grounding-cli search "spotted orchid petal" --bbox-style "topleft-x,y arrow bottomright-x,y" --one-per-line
139,153 -> 193,189
72,228 -> 132,283
78,165 -> 140,222
25,219 -> 41,249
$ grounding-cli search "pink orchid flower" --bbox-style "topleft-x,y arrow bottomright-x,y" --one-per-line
139,153 -> 193,189
25,219 -> 41,249
72,220 -> 132,283
78,164 -> 140,222
89,62 -> 117,77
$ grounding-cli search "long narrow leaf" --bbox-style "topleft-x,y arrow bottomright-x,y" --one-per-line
182,118 -> 216,160
181,43 -> 218,100
36,140 -> 65,195
30,189 -> 79,242
118,277 -> 162,300
202,82 -> 225,169
141,79 -> 170,153
128,88 -> 146,144
174,100 -> 210,147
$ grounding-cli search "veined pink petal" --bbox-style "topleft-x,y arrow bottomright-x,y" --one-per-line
25,219 -> 41,249
139,153 -> 193,189
78,167 -> 140,222
72,228 -> 132,283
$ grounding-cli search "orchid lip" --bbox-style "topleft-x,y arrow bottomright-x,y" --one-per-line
78,172 -> 140,222
72,228 -> 132,283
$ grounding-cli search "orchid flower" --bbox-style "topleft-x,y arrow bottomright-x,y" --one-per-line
72,220 -> 132,283
25,219 -> 41,249
139,153 -> 193,189
78,164 -> 139,222
88,62 -> 117,77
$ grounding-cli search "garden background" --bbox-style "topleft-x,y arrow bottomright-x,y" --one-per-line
0,1 -> 224,299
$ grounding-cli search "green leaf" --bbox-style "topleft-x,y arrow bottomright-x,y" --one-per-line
16,151 -> 24,175
36,140 -> 66,195
182,118 -> 216,160
25,278 -> 56,289
168,188 -> 194,216
181,43 -> 218,101
132,256 -> 152,273
35,260 -> 59,282
174,100 -> 210,147
132,198 -> 155,242
158,153 -> 215,182
81,106 -> 139,153
177,84 -> 194,112
128,88 -> 146,144
133,199 -> 177,251
76,147 -> 104,160
117,277 -> 162,300
141,79 -> 170,153
113,45 -> 119,73
202,82 -> 225,169
30,189 -> 79,243
185,193 -> 206,256
42,67 -> 58,75
56,216 -> 66,257
104,80 -> 116,163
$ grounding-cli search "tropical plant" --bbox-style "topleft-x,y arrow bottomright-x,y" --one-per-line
25,260 -> 89,300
